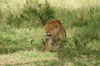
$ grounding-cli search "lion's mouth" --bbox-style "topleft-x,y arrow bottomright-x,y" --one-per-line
46,34 -> 51,37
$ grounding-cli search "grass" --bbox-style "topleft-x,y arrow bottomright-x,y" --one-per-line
0,25 -> 45,54
0,0 -> 100,66
0,50 -> 58,66
0,25 -> 100,66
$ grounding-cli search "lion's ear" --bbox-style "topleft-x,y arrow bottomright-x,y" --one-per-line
56,25 -> 59,29
55,24 -> 59,29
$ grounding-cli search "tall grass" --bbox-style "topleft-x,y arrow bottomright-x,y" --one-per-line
0,25 -> 45,54
0,0 -> 100,27
5,0 -> 55,27
0,0 -> 100,66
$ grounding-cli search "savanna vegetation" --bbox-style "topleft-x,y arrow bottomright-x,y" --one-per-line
0,0 -> 100,66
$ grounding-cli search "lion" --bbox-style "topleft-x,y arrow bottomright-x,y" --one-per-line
44,19 -> 66,52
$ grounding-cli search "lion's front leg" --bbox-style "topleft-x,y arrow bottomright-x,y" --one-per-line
45,39 -> 52,52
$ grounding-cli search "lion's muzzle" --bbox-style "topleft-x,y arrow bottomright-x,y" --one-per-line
46,34 -> 51,38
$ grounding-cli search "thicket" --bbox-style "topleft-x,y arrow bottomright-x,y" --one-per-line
7,0 -> 55,27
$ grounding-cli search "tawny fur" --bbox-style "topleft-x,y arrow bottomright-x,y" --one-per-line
45,19 -> 66,52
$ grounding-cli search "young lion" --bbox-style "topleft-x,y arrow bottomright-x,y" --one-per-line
45,19 -> 66,52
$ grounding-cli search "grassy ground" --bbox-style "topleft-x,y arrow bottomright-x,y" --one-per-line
0,50 -> 58,66
0,0 -> 100,66
0,25 -> 100,66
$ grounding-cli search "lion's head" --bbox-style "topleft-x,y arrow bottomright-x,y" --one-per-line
45,20 -> 59,38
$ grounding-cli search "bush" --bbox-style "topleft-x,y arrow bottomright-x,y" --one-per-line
7,0 -> 55,27
7,14 -> 23,27
24,0 -> 55,25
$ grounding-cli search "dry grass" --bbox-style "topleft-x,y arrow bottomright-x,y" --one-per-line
0,0 -> 100,66
1,0 -> 100,18
0,50 -> 58,65
0,0 -> 26,19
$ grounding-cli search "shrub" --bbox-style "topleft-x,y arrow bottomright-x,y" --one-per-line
24,0 -> 55,25
7,0 -> 55,27
7,14 -> 23,28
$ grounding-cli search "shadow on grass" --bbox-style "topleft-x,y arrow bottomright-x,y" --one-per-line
0,60 -> 63,66
0,47 -> 24,54
0,40 -> 45,54
57,44 -> 100,65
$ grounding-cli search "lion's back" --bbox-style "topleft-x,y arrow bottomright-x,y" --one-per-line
56,19 -> 66,38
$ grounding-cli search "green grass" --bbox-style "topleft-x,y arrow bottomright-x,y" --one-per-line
0,25 -> 45,54
0,50 -> 58,66
0,25 -> 100,66
0,0 -> 100,66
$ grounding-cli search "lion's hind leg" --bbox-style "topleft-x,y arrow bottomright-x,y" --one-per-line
51,43 -> 55,50
54,40 -> 61,51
